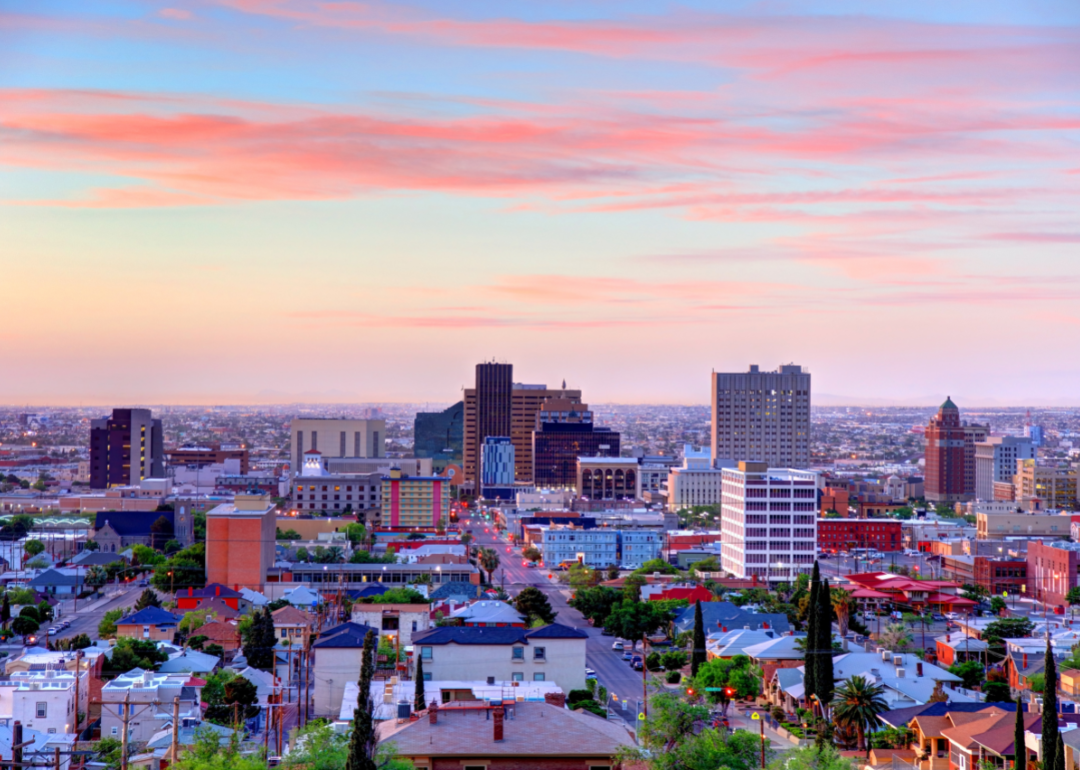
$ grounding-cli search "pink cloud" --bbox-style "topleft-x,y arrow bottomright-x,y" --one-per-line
159,8 -> 193,20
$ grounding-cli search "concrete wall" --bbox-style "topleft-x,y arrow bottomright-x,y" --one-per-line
417,638 -> 586,695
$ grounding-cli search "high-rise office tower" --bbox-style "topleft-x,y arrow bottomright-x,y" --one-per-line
925,397 -> 987,503
413,401 -> 464,472
462,363 -> 581,485
89,408 -> 164,489
710,364 -> 811,468
289,418 -> 384,475
531,399 -> 620,489
974,436 -> 1035,501
480,436 -> 516,499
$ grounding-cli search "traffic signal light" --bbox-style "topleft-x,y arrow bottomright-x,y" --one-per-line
686,687 -> 695,696
724,687 -> 735,698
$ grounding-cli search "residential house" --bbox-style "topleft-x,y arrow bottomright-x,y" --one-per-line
115,607 -> 181,642
672,601 -> 791,635
174,584 -> 245,612
0,671 -> 81,736
429,581 -> 481,602
934,635 -> 988,667
142,720 -> 237,767
448,601 -> 525,628
197,596 -> 241,621
338,679 -> 564,723
1005,648 -> 1067,693
878,703 -> 1025,770
27,569 -> 83,596
744,634 -> 809,685
351,603 -> 432,649
271,605 -> 314,648
941,707 -> 1038,770
0,722 -> 75,770
311,622 -> 380,717
100,669 -> 202,744
706,629 -> 789,660
412,624 -> 588,697
769,650 -> 972,714
844,573 -> 978,614
157,650 -> 220,675
282,586 -> 320,608
376,698 -> 635,769
190,621 -> 242,652
93,510 -> 190,553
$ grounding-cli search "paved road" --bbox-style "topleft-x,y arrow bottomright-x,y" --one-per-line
46,584 -> 146,644
466,519 -> 653,725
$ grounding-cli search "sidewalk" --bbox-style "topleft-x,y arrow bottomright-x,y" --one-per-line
725,707 -> 793,751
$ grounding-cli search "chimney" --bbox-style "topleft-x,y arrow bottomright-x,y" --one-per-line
1023,653 -> 1028,669
215,585 -> 221,596
917,662 -> 923,677
763,622 -> 770,630
493,706 -> 504,742
722,626 -> 727,633
429,700 -> 438,724
544,692 -> 566,708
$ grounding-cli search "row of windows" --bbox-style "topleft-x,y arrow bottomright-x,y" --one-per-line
419,645 -> 546,661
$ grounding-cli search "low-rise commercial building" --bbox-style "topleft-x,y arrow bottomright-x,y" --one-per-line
412,624 -> 587,695
350,604 -> 432,649
101,670 -> 202,744
666,445 -> 726,512
977,511 -> 1072,540
817,518 -> 902,552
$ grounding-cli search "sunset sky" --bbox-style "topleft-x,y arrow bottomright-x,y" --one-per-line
2,1 -> 1079,406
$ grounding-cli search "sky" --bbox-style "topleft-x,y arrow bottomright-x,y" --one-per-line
1,0 -> 1079,406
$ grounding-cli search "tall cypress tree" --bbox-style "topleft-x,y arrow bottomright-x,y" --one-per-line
1014,700 -> 1026,770
804,562 -> 821,703
1055,731 -> 1065,770
414,657 -> 426,712
691,600 -> 706,677
1,593 -> 9,628
345,629 -> 378,770
816,577 -> 835,710
1042,639 -> 1059,770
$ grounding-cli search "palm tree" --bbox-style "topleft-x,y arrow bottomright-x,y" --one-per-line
877,622 -> 911,651
325,546 -> 345,564
477,547 -> 500,584
85,566 -> 107,592
831,588 -> 853,638
832,675 -> 888,756
460,532 -> 473,549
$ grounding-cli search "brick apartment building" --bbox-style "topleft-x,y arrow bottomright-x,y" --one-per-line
1026,540 -> 1080,608
817,518 -> 902,552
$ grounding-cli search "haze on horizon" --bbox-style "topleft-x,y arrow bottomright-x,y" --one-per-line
2,1 -> 1079,406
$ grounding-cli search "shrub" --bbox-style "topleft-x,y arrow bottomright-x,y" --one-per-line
666,671 -> 681,684
567,689 -> 594,707
646,652 -> 663,671
661,650 -> 688,671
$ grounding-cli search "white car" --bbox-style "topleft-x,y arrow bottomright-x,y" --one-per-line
612,639 -> 625,650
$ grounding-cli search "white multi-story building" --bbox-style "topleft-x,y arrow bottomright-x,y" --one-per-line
719,461 -> 819,583
666,445 -> 729,512
101,670 -> 202,744
711,364 -> 811,469
0,671 -> 81,736
974,436 -> 1035,501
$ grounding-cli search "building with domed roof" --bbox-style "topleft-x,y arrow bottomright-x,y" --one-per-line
925,398 -> 987,503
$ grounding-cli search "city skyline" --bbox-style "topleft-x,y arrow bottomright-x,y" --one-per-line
3,1 -> 1079,404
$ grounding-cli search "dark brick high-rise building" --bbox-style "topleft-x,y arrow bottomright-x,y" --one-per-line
925,397 -> 986,503
89,408 -> 164,489
463,363 -> 512,487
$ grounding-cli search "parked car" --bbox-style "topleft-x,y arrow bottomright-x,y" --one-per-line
586,668 -> 597,678
819,553 -> 829,559
622,649 -> 634,661
612,639 -> 625,650
525,562 -> 538,568
631,657 -> 643,671
600,627 -> 613,636
931,613 -> 946,621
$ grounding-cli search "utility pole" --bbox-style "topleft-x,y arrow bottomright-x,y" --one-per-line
759,715 -> 766,769
171,696 -> 180,766
54,745 -> 60,770
120,692 -> 131,770
642,633 -> 648,719
73,649 -> 83,737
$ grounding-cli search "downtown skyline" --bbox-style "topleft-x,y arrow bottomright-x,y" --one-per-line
2,1 -> 1079,405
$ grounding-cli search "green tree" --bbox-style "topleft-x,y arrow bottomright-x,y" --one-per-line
134,588 -> 161,610
244,608 -> 277,671
983,681 -> 1012,702
11,615 -> 38,641
84,540 -> 101,551
816,575 -> 836,710
414,657 -> 426,711
691,655 -> 761,713
832,674 -> 888,754
476,547 -> 500,583
948,660 -> 984,689
1015,702 -> 1027,770
961,583 -> 989,603
1028,673 -> 1046,693
98,607 -> 126,638
86,566 -> 108,590
984,618 -> 1035,663
620,572 -> 645,600
93,737 -> 124,770
150,515 -> 174,551
990,596 -> 1007,615
768,744 -> 857,770
24,539 -> 45,558
690,600 -> 706,677
621,691 -> 770,770
513,586 -> 556,625
107,638 -> 169,675
170,729 -> 267,770
1044,638 -> 1059,770
603,600 -> 671,649
661,650 -> 688,671
804,562 -> 820,701
345,629 -> 378,770
359,587 -> 427,604
632,559 -> 678,576
132,544 -> 166,567
277,528 -> 303,540
568,586 -> 620,625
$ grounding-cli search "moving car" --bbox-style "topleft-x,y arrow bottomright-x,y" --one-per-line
630,656 -> 643,670
612,639 -> 625,650
525,562 -> 538,568
586,668 -> 597,678
621,649 -> 634,661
